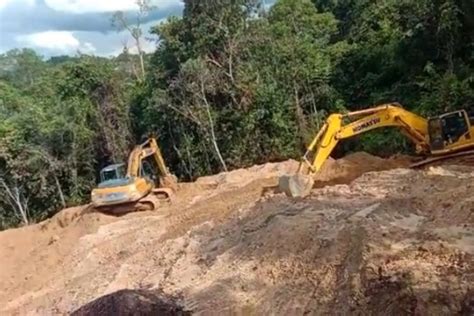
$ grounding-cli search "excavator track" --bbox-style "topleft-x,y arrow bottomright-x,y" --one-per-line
94,192 -> 173,215
93,202 -> 139,216
410,149 -> 474,169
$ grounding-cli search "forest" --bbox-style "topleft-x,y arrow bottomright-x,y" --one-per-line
0,0 -> 473,228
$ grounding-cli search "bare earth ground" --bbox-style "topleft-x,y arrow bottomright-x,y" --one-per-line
0,153 -> 473,315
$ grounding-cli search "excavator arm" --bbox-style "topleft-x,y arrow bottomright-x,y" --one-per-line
126,137 -> 172,179
301,103 -> 429,173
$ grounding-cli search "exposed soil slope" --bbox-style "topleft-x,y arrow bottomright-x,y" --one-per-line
0,153 -> 472,315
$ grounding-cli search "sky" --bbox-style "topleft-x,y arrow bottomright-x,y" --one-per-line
0,0 -> 184,57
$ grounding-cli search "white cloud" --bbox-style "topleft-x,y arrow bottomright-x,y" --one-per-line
0,0 -> 183,56
44,0 -> 182,14
0,0 -> 34,10
126,39 -> 155,54
0,0 -> 10,9
44,0 -> 137,13
81,41 -> 96,53
16,31 -> 96,54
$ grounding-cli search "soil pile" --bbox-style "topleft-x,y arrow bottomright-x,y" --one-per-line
195,159 -> 300,190
314,151 -> 411,184
0,152 -> 472,315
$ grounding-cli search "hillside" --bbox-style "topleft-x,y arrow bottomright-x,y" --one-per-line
1,154 -> 473,315
2,0 -> 474,228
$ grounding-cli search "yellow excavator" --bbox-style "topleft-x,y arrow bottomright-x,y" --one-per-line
280,102 -> 474,197
91,137 -> 177,213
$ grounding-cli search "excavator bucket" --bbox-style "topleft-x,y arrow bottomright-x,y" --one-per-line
278,173 -> 314,198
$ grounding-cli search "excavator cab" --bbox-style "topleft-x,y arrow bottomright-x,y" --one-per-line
99,164 -> 127,183
98,161 -> 154,187
428,110 -> 471,151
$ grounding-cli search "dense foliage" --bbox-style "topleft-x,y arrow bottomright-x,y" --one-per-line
0,0 -> 473,228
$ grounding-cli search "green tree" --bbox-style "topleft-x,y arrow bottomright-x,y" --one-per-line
0,49 -> 46,88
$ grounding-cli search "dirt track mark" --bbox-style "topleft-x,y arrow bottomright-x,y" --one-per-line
158,177 -> 277,241
242,205 -> 305,234
333,226 -> 367,315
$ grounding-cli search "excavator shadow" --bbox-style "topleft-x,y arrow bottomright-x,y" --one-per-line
87,197 -> 172,217
93,203 -> 143,217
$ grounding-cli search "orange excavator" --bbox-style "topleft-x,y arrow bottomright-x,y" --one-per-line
90,137 -> 177,213
280,102 -> 474,197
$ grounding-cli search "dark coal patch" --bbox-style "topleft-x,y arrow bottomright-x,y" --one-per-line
71,289 -> 191,316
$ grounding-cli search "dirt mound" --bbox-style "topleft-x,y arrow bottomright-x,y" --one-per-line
0,207 -> 118,312
314,151 -> 410,184
0,153 -> 472,315
71,289 -> 190,316
195,159 -> 300,189
194,152 -> 409,190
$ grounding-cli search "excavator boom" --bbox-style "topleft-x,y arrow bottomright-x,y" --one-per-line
301,103 -> 428,173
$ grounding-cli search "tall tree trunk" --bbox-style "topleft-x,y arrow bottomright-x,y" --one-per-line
294,81 -> 308,143
135,37 -> 146,81
309,88 -> 321,130
200,82 -> 228,172
54,173 -> 67,208
71,132 -> 79,198
0,179 -> 29,225
13,186 -> 29,225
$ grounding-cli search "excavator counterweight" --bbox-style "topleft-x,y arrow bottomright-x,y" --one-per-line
281,103 -> 474,197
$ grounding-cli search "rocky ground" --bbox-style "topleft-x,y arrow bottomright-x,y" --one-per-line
0,153 -> 473,315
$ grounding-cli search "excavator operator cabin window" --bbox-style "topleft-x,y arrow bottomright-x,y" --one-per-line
116,164 -> 126,179
101,170 -> 116,182
441,112 -> 468,144
100,164 -> 126,182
